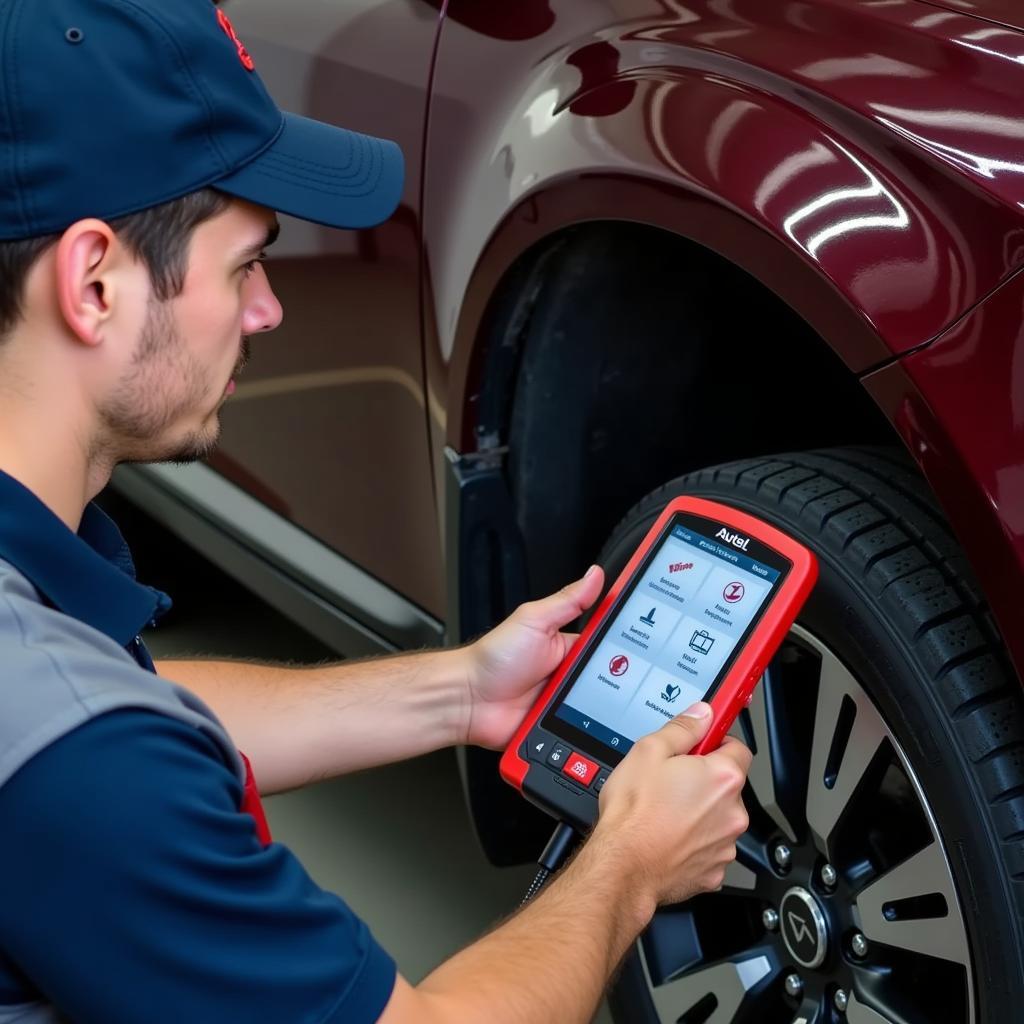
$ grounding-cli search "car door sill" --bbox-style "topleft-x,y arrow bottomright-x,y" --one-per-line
112,463 -> 443,657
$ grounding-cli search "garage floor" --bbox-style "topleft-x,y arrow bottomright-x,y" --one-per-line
117,499 -> 614,1022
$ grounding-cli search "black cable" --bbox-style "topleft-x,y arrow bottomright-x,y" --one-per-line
521,821 -> 578,906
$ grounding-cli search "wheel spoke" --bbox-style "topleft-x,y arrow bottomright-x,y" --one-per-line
634,626 -> 976,1024
640,946 -> 776,1024
854,840 -> 970,966
721,858 -> 757,893
741,670 -> 800,842
846,993 -> 900,1024
805,653 -> 886,854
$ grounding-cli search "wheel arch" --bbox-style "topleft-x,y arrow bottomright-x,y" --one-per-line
432,20 -> 1024,457
456,218 -> 897,600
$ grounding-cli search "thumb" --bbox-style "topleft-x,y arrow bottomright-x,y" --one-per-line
518,564 -> 605,631
657,701 -> 714,754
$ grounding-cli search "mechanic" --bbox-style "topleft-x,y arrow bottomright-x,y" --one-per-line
0,2 -> 751,1022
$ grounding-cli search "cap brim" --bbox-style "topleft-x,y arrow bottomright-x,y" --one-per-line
216,112 -> 404,230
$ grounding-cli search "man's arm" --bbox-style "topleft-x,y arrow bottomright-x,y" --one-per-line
385,833 -> 649,1024
155,568 -> 605,794
155,648 -> 473,792
382,706 -> 751,1024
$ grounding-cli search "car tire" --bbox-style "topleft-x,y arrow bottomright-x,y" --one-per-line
600,447 -> 1024,1024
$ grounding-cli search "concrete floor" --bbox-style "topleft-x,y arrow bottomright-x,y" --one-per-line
115,498 -> 614,1022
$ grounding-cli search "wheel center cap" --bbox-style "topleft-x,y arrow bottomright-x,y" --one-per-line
780,887 -> 829,969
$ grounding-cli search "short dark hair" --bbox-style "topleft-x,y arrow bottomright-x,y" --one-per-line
0,188 -> 231,337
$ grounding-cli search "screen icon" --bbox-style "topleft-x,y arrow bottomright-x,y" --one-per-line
724,581 -> 745,603
639,606 -> 657,627
661,682 -> 682,703
609,654 -> 630,677
690,629 -> 715,655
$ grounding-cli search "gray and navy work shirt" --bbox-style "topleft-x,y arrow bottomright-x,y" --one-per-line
0,471 -> 395,1023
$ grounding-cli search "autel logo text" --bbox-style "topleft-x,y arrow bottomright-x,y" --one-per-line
716,528 -> 750,552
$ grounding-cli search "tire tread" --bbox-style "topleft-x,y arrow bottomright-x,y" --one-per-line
602,447 -> 1024,921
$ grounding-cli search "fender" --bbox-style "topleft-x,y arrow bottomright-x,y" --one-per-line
864,266 -> 1024,683
424,0 -> 1024,450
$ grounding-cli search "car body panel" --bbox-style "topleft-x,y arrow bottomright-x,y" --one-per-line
920,0 -> 1024,34
210,0 -> 446,617
424,0 -> 1024,449
863,265 -> 1024,679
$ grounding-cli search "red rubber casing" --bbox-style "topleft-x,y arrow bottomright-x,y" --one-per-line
500,496 -> 818,795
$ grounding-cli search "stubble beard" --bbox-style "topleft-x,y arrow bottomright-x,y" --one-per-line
96,299 -> 249,468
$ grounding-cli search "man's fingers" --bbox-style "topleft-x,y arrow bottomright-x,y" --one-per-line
654,702 -> 714,754
710,734 -> 754,773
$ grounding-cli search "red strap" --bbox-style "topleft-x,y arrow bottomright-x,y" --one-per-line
238,751 -> 272,847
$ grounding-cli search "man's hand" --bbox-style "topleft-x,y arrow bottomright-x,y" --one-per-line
380,699 -> 752,1024
461,565 -> 604,749
592,702 -> 752,912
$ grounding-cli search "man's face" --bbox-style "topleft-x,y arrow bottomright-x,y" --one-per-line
98,199 -> 282,465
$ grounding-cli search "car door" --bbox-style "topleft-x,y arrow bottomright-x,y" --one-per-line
210,0 -> 445,618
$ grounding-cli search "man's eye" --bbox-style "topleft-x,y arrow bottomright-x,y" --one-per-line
242,251 -> 268,277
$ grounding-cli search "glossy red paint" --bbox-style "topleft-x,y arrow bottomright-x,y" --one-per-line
922,0 -> 1024,33
424,0 -> 1024,449
863,266 -> 1024,679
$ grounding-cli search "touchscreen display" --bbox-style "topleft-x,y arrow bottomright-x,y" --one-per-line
547,515 -> 789,757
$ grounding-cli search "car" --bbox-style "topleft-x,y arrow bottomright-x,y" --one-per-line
113,1 -> 1024,1021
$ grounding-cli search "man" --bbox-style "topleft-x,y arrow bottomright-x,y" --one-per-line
0,2 -> 751,1022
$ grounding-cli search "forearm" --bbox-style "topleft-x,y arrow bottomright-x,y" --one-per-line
155,650 -> 472,793
396,830 -> 654,1024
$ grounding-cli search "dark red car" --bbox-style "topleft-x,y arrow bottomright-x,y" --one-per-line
115,2 -> 1024,1021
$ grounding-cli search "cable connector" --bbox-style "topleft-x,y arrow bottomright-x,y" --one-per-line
521,821 -> 578,906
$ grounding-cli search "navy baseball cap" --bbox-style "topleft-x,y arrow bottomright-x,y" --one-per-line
0,0 -> 404,241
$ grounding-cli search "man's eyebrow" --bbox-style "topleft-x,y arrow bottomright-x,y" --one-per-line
237,221 -> 281,259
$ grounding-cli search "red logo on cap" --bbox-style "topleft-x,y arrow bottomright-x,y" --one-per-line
217,9 -> 255,72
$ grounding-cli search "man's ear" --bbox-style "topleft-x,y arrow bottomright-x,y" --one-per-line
54,219 -> 121,346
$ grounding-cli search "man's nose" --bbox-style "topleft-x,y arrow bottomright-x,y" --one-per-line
242,263 -> 284,334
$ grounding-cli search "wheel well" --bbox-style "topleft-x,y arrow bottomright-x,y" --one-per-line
457,221 -> 898,866
472,221 -> 897,599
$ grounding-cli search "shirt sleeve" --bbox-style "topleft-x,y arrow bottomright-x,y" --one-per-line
0,710 -> 396,1024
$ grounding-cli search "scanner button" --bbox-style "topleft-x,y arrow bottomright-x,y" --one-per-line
547,744 -> 569,769
744,664 -> 765,706
563,752 -> 599,787
527,733 -> 551,762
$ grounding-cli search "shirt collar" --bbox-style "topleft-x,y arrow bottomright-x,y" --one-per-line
0,470 -> 171,647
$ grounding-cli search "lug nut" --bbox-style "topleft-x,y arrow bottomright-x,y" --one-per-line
762,908 -> 779,931
834,988 -> 849,1013
773,844 -> 792,870
784,973 -> 803,998
850,932 -> 869,958
820,862 -> 838,888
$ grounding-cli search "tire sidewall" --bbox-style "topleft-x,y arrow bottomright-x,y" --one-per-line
601,480 -> 1023,1022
